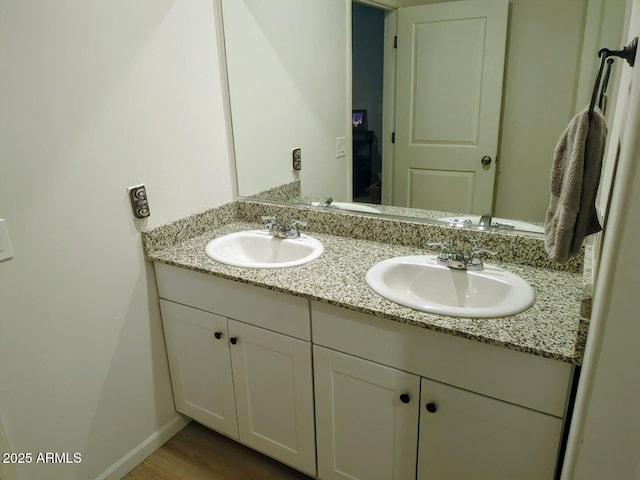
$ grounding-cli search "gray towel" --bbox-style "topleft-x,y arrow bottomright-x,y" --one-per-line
544,107 -> 607,263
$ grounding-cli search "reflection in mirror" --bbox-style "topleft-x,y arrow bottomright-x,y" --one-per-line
222,0 -> 628,233
221,0 -> 349,203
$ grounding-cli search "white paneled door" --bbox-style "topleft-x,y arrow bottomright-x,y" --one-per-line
418,377 -> 563,480
393,0 -> 508,213
228,319 -> 316,476
159,300 -> 238,438
314,346 -> 420,480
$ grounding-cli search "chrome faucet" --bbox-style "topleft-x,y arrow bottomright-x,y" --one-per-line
491,221 -> 515,229
317,197 -> 334,207
428,241 -> 497,271
478,214 -> 515,230
262,216 -> 307,239
479,215 -> 492,228
466,245 -> 499,270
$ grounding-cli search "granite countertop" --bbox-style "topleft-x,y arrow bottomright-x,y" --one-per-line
251,179 -> 545,230
146,220 -> 588,365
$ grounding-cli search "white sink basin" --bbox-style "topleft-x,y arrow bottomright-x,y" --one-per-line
205,230 -> 324,268
439,215 -> 544,233
366,255 -> 535,318
311,201 -> 381,214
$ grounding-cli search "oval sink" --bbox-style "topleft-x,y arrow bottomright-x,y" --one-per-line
366,255 -> 535,318
205,230 -> 324,268
311,201 -> 381,214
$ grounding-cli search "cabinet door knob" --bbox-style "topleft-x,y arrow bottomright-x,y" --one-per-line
425,402 -> 438,413
399,393 -> 410,404
214,331 -> 222,340
230,336 -> 238,345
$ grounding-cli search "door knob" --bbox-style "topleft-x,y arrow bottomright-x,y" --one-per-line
229,336 -> 238,345
481,155 -> 492,166
214,331 -> 222,340
399,393 -> 410,404
426,402 -> 438,413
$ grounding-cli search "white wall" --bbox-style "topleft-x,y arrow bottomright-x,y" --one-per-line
0,1 -> 234,479
223,0 -> 350,201
562,0 -> 640,476
575,0 -> 629,122
493,0 -> 587,222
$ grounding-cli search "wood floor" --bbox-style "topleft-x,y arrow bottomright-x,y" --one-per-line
123,422 -> 314,480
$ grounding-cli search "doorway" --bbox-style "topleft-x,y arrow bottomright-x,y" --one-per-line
352,2 -> 385,204
351,0 -> 506,214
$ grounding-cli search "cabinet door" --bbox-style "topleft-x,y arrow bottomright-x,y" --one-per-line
314,346 -> 420,480
228,319 -> 316,476
418,377 -> 563,480
159,300 -> 238,438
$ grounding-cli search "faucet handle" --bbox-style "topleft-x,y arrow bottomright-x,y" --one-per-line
427,241 -> 451,264
467,245 -> 498,270
427,241 -> 450,252
471,246 -> 498,257
289,219 -> 307,236
261,215 -> 278,231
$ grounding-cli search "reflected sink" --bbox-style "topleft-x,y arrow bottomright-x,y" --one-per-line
439,215 -> 544,233
205,230 -> 324,268
311,201 -> 381,214
366,255 -> 535,318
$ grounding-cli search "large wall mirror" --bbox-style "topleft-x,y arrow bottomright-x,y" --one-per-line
221,0 -> 628,234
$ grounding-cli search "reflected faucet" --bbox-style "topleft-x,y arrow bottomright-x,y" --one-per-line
478,214 -> 516,230
479,215 -> 492,228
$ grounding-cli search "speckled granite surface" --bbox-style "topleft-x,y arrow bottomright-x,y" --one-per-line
141,201 -> 237,255
236,199 -> 583,273
249,180 -> 301,202
143,202 -> 588,365
261,195 -> 544,230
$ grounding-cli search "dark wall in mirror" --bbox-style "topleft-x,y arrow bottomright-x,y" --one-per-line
352,2 -> 384,204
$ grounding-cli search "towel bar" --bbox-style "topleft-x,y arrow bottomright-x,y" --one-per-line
589,37 -> 638,116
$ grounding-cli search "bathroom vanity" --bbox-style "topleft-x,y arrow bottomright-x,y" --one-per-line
143,200 -> 587,480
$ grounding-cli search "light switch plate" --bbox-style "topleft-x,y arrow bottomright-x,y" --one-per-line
0,219 -> 14,262
336,137 -> 346,158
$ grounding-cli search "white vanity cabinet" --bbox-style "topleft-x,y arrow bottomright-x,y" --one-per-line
227,318 -> 316,474
418,378 -> 562,480
154,262 -> 575,480
314,346 -> 420,480
312,301 -> 572,480
160,299 -> 238,438
155,263 -> 316,476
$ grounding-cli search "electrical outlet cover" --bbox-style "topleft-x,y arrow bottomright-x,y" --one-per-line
128,185 -> 150,218
292,148 -> 302,170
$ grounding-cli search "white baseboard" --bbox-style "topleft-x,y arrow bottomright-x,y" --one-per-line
96,415 -> 189,480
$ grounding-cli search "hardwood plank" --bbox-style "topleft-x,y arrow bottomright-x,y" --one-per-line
123,422 -> 314,480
